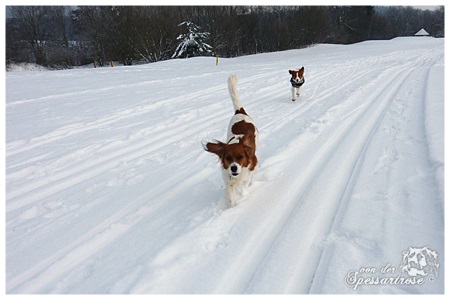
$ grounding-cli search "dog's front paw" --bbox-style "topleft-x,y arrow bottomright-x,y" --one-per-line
228,199 -> 236,207
227,191 -> 236,207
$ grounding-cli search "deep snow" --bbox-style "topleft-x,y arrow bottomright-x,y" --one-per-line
5,37 -> 444,294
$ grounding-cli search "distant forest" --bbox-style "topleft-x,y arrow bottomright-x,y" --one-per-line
5,6 -> 445,69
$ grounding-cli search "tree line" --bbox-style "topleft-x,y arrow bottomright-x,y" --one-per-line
6,6 -> 444,69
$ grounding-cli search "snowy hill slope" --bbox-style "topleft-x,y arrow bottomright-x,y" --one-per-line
5,37 -> 444,294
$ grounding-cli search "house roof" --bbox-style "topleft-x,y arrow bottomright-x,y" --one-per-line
415,28 -> 430,36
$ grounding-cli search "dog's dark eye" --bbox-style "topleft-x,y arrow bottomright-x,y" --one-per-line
236,155 -> 243,160
225,156 -> 233,162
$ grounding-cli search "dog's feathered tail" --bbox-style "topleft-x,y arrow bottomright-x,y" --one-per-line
228,74 -> 243,112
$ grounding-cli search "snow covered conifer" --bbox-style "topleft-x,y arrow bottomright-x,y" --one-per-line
172,21 -> 212,59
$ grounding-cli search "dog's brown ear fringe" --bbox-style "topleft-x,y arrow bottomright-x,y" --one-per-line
203,140 -> 226,157
202,139 -> 219,151
299,67 -> 305,76
239,131 -> 257,170
240,131 -> 255,148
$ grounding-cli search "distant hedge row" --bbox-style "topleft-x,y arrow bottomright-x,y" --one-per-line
6,6 -> 444,69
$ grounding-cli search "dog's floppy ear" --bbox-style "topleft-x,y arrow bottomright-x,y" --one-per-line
299,67 -> 305,77
241,131 -> 257,170
241,131 -> 256,153
203,141 -> 226,157
289,70 -> 293,74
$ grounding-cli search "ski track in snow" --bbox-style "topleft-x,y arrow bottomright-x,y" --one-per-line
5,38 -> 444,294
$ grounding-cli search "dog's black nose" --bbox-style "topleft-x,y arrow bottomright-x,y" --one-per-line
231,165 -> 237,173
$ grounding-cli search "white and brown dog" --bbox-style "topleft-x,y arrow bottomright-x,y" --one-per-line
289,67 -> 305,101
203,74 -> 258,207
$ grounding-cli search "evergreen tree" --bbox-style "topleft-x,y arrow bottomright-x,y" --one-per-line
172,21 -> 212,58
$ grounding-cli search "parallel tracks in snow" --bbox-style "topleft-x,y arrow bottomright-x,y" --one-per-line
6,44 -> 443,293
216,60 -> 436,293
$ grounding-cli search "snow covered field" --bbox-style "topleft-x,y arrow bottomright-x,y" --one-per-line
5,37 -> 444,294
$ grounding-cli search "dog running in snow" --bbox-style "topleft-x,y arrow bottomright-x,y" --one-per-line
203,74 -> 258,207
289,67 -> 305,101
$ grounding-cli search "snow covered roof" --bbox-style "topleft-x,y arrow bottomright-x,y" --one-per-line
415,28 -> 430,36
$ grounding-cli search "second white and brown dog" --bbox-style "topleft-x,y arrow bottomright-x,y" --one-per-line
289,67 -> 305,101
203,74 -> 258,207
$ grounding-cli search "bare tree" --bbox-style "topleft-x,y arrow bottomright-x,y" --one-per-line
72,6 -> 115,66
10,6 -> 53,65
133,7 -> 181,63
